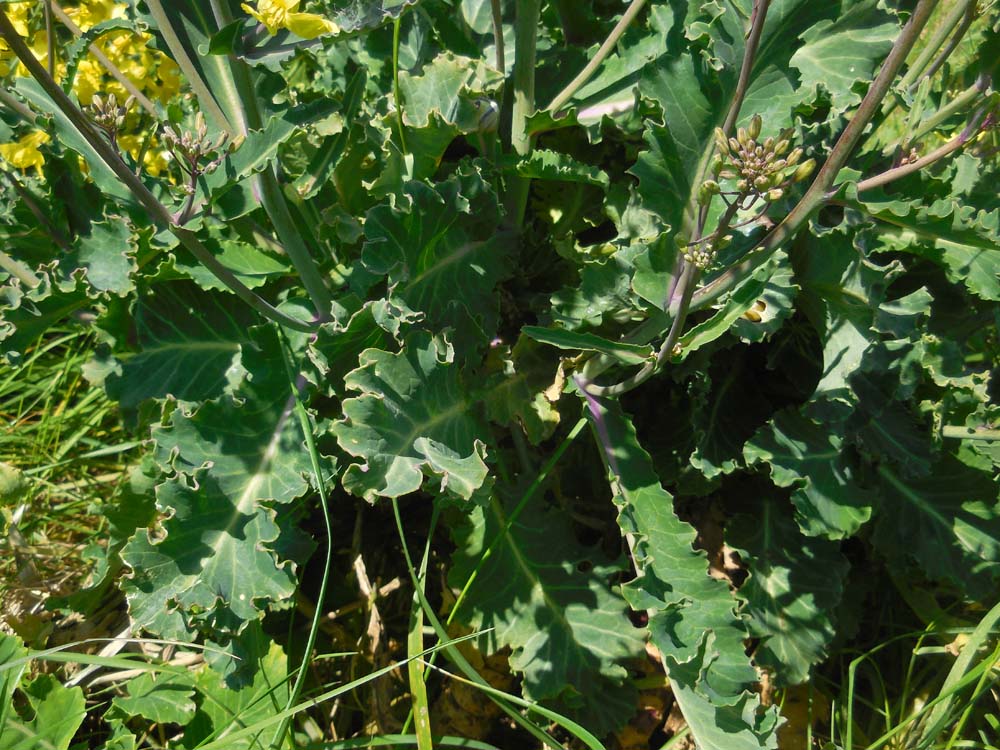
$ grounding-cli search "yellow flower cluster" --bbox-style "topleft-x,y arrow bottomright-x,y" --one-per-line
242,0 -> 338,40
0,0 -> 181,175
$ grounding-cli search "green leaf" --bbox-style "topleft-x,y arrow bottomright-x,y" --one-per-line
449,495 -> 645,735
681,251 -> 796,354
853,196 -> 1000,302
183,641 -> 289,750
361,169 -> 508,352
332,332 -> 490,502
789,3 -> 898,110
499,150 -> 610,187
111,673 -> 197,726
744,408 -> 873,539
481,336 -> 563,445
874,459 -> 1000,597
173,238 -> 290,291
105,283 -> 257,411
593,401 -> 779,750
729,499 -> 849,686
327,0 -> 419,33
794,232 -> 895,410
0,674 -> 85,750
62,215 -> 138,296
522,325 -> 653,365
123,326 -> 316,636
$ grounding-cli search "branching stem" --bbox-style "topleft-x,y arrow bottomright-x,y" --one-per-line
721,0 -> 770,136
683,0 -> 937,316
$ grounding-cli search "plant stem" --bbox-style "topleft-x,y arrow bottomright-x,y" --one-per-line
490,0 -> 505,75
721,0 -> 770,136
44,0 -> 54,78
855,128 -> 971,192
894,76 -> 989,151
208,0 -> 333,322
546,0 -> 647,114
144,0 -> 234,136
0,249 -> 41,288
898,0 -> 977,92
585,263 -> 699,397
0,86 -> 37,122
683,0 -> 937,316
504,0 -> 540,226
0,7 -> 315,332
920,1 -> 977,84
49,0 -> 158,116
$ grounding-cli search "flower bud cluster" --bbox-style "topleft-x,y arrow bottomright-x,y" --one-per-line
712,114 -> 814,202
162,112 -> 229,187
88,93 -> 134,145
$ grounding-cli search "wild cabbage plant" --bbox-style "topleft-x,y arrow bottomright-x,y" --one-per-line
1,1 -> 998,748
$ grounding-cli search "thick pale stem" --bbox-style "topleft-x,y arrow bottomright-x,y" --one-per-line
490,0 -> 505,75
505,0 -> 540,225
144,0 -> 234,135
546,0 -> 648,114
898,0 -> 977,91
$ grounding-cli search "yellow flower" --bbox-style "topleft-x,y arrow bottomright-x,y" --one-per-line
241,0 -> 338,39
0,131 -> 51,173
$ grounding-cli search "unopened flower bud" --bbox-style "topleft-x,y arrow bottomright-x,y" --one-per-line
774,139 -> 790,156
764,136 -> 774,151
792,158 -> 816,182
754,175 -> 770,191
737,127 -> 749,146
767,188 -> 784,202
786,147 -> 803,166
711,153 -> 724,177
748,114 -> 762,141
729,137 -> 741,154
736,179 -> 749,193
714,127 -> 730,155
698,179 -> 720,205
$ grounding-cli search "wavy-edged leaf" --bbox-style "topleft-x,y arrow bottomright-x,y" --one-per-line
593,401 -> 779,750
361,169 -> 508,351
123,326 -> 316,636
794,231 -> 895,410
729,499 -> 849,686
789,3 -> 897,110
853,195 -> 1000,302
499,150 -> 610,188
105,283 -> 256,411
327,0 -> 419,33
332,332 -> 490,502
873,458 -> 1000,597
522,325 -> 653,365
744,407 -> 873,539
62,215 -> 138,297
0,272 -> 89,366
111,673 -> 196,726
449,494 -> 644,735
